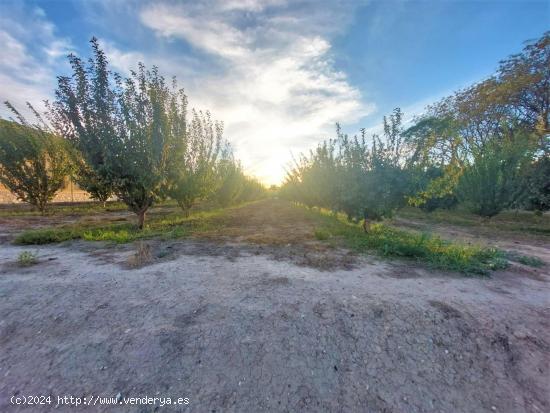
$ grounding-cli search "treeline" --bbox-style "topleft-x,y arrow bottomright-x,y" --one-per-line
281,32 -> 549,220
0,38 -> 265,226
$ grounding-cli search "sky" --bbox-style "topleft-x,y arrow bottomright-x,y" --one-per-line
0,0 -> 548,184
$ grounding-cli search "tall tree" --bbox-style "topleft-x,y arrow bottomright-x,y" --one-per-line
50,38 -> 187,228
167,110 -> 223,215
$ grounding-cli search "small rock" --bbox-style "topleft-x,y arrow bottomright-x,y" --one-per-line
513,330 -> 528,339
115,393 -> 122,403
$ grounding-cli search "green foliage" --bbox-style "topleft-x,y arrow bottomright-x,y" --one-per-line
310,209 -> 507,275
456,131 -> 535,217
505,251 -> 545,268
523,155 -> 550,212
13,205 -> 231,245
314,228 -> 330,240
402,33 -> 549,214
167,110 -> 223,214
0,115 -> 73,213
50,38 -> 188,228
15,227 -> 82,244
70,154 -> 113,205
50,38 -> 262,226
17,250 -> 38,266
210,148 -> 266,207
282,109 -> 410,221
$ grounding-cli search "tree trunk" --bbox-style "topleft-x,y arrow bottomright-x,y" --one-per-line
137,209 -> 146,230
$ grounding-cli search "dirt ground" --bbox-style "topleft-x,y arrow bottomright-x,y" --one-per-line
0,201 -> 549,412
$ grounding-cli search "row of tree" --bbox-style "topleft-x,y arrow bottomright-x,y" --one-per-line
0,38 -> 265,227
281,32 -> 549,219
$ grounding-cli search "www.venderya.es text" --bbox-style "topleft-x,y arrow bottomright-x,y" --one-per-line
10,394 -> 190,408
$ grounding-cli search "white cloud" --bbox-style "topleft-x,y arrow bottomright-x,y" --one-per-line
0,5 -> 72,119
0,0 -> 371,184
139,1 -> 373,183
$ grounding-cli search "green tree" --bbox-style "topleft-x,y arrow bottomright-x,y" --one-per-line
71,155 -> 113,207
51,38 -> 187,228
167,110 -> 223,215
0,113 -> 73,213
282,109 -> 411,221
457,131 -> 536,217
211,149 -> 244,207
523,155 -> 550,212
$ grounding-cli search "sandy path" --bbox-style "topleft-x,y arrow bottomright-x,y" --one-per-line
1,241 -> 549,413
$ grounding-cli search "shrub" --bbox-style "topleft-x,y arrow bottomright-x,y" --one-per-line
17,251 -> 38,266
0,113 -> 73,213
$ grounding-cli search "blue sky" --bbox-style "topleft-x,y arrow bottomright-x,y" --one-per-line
0,0 -> 548,183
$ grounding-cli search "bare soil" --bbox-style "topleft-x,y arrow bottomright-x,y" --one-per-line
1,201 -> 549,412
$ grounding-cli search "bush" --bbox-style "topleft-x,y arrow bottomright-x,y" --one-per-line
0,115 -> 73,213
457,132 -> 535,217
282,109 -> 411,221
17,251 -> 38,266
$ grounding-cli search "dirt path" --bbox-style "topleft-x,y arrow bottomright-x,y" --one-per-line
1,238 -> 549,412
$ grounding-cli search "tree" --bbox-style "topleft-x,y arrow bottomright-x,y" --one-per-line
71,154 -> 113,207
523,155 -> 550,212
281,109 -> 411,221
457,131 -> 536,217
211,148 -> 245,207
0,113 -> 72,213
50,38 -> 187,228
167,110 -> 223,215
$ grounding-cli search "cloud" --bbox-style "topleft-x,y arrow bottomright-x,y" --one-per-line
0,0 -> 372,184
0,4 -> 72,119
139,0 -> 373,183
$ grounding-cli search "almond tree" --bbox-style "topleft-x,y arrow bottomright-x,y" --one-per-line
167,110 -> 223,215
0,105 -> 73,213
50,38 -> 187,228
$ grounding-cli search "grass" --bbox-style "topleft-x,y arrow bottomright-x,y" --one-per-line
14,204 -> 240,245
314,228 -> 331,240
17,251 -> 38,266
12,199 -> 534,275
307,208 -> 508,275
505,251 -> 545,268
0,201 -> 129,217
398,207 -> 550,236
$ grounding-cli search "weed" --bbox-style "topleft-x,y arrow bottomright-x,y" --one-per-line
505,251 -> 545,267
17,251 -> 38,266
308,208 -> 508,275
15,228 -> 82,244
14,205 -> 228,245
314,229 -> 331,240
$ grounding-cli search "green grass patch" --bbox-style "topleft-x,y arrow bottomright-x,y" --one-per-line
309,208 -> 508,275
15,227 -> 83,244
314,228 -> 331,240
13,204 -> 238,245
0,201 -> 130,217
505,251 -> 545,268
